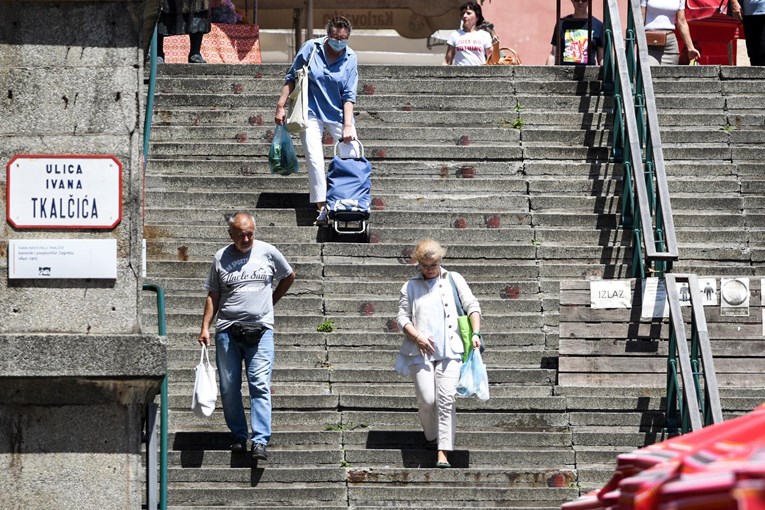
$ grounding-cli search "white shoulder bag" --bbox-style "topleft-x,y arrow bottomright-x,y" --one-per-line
191,344 -> 217,417
286,42 -> 319,134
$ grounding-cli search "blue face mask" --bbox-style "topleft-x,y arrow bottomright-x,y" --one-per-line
327,37 -> 348,52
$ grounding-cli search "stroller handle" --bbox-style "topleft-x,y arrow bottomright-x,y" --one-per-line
333,140 -> 364,159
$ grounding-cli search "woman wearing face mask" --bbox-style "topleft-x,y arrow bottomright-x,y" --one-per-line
275,16 -> 359,226
396,239 -> 482,468
443,2 -> 494,65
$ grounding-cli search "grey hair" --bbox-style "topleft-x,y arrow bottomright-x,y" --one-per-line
414,239 -> 447,262
226,210 -> 255,229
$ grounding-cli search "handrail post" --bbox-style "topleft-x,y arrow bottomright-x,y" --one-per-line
143,283 -> 168,510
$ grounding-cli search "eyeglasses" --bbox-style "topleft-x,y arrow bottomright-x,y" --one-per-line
419,262 -> 441,271
232,231 -> 254,240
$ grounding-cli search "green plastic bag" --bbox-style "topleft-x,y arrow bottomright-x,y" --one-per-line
268,125 -> 299,176
456,315 -> 473,363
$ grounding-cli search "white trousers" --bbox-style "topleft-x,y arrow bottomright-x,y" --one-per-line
411,358 -> 461,451
300,113 -> 343,204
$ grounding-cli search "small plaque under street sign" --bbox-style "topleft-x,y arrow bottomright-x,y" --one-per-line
6,154 -> 122,229
8,239 -> 117,279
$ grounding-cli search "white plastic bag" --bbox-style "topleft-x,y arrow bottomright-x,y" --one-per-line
191,345 -> 217,417
456,349 -> 490,401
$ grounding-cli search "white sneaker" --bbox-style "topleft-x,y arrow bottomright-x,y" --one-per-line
314,208 -> 328,226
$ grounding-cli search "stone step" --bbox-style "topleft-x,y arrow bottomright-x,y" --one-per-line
158,330 -> 549,350
150,124 -> 522,143
164,365 -> 556,386
153,62 -> 602,81
168,485 -> 346,506
153,107 -> 613,129
167,465 -> 574,487
166,390 -> 565,412
154,92 -> 613,112
149,141 -> 523,160
156,76 -> 603,96
151,295 -> 544,318
168,409 -> 565,433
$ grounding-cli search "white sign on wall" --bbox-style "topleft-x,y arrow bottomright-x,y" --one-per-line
698,277 -> 718,306
641,277 -> 669,319
590,280 -> 632,309
8,239 -> 117,279
6,154 -> 122,229
720,277 -> 750,317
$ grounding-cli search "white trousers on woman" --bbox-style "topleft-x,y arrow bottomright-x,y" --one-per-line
300,113 -> 343,204
411,358 -> 461,451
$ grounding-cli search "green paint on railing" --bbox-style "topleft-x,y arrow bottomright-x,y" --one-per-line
143,282 -> 168,510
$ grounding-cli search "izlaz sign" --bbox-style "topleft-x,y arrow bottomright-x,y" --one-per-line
6,154 -> 122,229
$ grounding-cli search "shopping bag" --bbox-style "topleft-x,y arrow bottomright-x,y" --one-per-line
456,349 -> 490,401
286,43 -> 318,134
286,64 -> 309,133
448,274 -> 473,362
268,125 -> 299,176
191,345 -> 217,417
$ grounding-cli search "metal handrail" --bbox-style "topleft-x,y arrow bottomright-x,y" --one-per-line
602,0 -> 678,279
664,274 -> 723,434
143,282 -> 168,510
143,25 -> 158,163
602,0 -> 721,435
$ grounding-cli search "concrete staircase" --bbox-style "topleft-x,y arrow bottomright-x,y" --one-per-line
143,64 -> 764,508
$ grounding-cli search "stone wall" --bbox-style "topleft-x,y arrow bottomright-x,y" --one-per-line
0,1 -> 165,508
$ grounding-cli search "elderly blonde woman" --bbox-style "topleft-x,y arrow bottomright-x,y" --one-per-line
396,239 -> 482,468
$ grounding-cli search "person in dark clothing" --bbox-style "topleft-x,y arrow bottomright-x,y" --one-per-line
157,0 -> 211,63
730,0 -> 765,65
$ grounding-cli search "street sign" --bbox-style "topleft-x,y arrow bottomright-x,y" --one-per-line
6,154 -> 122,229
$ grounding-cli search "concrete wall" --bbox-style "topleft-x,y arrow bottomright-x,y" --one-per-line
0,1 -> 166,508
0,0 -> 148,334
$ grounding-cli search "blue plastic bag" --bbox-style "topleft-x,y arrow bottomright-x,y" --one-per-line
456,349 -> 490,401
268,125 -> 299,176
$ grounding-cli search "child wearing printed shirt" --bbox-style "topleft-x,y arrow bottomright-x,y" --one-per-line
443,2 -> 493,65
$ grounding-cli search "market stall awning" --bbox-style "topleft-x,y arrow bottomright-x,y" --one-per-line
561,403 -> 765,510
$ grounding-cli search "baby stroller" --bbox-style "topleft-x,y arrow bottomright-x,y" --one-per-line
325,140 -> 372,242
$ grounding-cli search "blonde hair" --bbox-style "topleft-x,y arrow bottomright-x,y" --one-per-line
414,239 -> 447,263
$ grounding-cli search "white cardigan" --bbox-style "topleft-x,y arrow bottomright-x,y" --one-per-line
396,268 -> 481,361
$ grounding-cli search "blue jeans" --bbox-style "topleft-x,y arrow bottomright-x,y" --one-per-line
215,327 -> 274,445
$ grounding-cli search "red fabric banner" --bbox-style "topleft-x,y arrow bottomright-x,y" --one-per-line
163,23 -> 261,64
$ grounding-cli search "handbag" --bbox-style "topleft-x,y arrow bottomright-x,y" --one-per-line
448,273 -> 473,362
286,42 -> 319,134
645,30 -> 669,47
191,345 -> 217,418
494,47 -> 521,65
